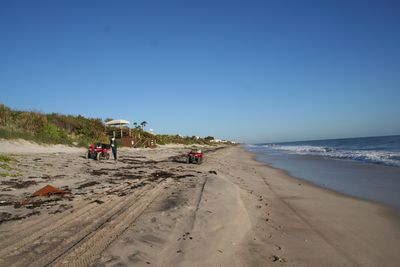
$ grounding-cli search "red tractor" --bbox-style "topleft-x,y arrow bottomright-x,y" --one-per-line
186,148 -> 204,164
87,143 -> 111,160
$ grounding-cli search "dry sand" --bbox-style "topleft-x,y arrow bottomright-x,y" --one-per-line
0,141 -> 399,266
0,139 -> 84,154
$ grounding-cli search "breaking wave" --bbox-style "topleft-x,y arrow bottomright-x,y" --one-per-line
268,145 -> 400,167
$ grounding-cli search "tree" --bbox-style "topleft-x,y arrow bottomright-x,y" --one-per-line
133,122 -> 141,129
140,121 -> 147,130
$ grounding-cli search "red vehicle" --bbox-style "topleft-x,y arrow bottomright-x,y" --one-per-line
187,148 -> 204,164
87,143 -> 111,160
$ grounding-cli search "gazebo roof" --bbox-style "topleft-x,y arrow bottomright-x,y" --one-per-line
105,119 -> 130,126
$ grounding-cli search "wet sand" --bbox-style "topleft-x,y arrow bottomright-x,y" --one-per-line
252,148 -> 400,209
0,144 -> 399,266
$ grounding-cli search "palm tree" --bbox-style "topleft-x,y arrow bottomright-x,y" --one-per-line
133,122 -> 138,128
140,121 -> 147,130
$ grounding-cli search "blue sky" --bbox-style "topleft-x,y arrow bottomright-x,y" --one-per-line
1,0 -> 399,143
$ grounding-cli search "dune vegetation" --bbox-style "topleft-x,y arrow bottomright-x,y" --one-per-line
0,103 -> 216,147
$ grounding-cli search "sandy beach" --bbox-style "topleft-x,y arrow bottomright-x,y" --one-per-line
1,142 -> 400,266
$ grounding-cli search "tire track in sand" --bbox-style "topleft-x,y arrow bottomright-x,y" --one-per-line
45,179 -> 169,267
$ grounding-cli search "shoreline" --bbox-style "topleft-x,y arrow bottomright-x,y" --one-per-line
247,148 -> 400,236
234,145 -> 400,266
245,145 -> 400,212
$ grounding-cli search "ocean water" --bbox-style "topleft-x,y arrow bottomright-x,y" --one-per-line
247,135 -> 400,209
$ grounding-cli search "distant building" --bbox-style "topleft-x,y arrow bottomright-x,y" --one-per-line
210,139 -> 232,143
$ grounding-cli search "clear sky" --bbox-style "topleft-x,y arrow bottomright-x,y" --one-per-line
1,0 -> 399,143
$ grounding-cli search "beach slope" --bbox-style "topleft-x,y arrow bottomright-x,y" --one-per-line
0,144 -> 399,266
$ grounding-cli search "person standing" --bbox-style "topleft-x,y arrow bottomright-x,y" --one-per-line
110,137 -> 117,161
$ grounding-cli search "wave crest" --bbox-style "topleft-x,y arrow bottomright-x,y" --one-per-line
270,145 -> 400,167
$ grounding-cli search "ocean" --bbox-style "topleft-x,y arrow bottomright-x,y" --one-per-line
247,135 -> 400,209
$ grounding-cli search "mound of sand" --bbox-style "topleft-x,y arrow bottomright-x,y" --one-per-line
0,139 -> 84,154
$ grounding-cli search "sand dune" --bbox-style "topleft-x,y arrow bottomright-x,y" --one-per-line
0,139 -> 84,154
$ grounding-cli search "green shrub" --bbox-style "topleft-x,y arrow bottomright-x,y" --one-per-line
36,124 -> 71,144
0,128 -> 37,141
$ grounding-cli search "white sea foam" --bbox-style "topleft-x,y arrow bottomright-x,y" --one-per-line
270,145 -> 400,167
271,145 -> 331,153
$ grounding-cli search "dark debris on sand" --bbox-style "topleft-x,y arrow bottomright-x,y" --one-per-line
77,181 -> 100,189
1,180 -> 37,188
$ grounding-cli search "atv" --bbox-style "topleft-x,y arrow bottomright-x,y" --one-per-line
186,148 -> 204,164
87,143 -> 111,160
